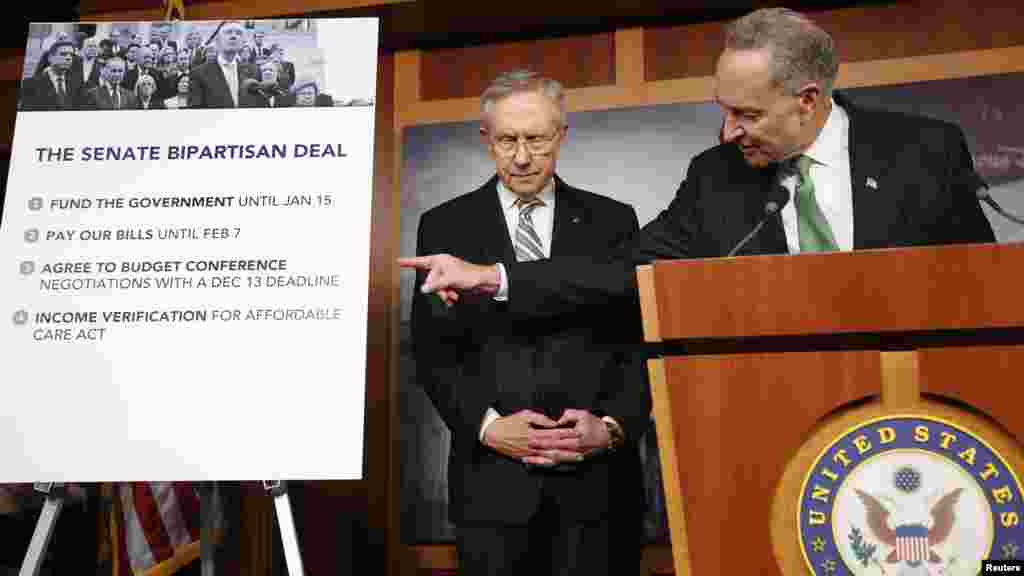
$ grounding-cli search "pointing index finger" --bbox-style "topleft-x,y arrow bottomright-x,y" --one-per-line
397,256 -> 432,269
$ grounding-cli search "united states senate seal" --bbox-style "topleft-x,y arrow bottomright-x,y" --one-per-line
799,415 -> 1022,575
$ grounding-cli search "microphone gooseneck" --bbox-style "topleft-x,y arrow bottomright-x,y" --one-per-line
726,186 -> 789,257
977,185 -> 1024,226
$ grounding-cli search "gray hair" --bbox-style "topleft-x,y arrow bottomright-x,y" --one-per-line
480,70 -> 566,128
724,8 -> 839,97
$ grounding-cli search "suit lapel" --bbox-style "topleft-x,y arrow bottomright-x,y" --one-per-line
475,177 -> 518,265
757,171 -> 789,255
840,94 -> 901,249
209,63 -> 235,107
720,149 -> 788,256
42,76 -> 58,102
746,168 -> 788,255
114,87 -> 128,109
549,176 -> 586,258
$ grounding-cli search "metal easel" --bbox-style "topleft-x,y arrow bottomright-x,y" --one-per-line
263,480 -> 306,576
21,481 -> 305,576
18,482 -> 64,576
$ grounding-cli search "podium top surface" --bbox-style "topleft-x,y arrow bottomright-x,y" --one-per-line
639,242 -> 1024,343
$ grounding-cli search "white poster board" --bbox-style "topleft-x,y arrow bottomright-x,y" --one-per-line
0,18 -> 378,481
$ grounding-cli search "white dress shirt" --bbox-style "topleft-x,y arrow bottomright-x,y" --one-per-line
217,54 -> 240,107
779,99 -> 854,253
82,58 -> 96,84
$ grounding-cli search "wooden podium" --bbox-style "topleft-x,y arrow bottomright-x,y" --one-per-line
637,243 -> 1024,576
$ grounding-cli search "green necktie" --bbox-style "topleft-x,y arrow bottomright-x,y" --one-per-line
794,155 -> 838,252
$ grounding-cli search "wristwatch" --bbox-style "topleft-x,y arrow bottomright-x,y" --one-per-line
601,417 -> 625,453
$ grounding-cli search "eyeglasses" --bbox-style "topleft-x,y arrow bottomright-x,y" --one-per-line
491,130 -> 562,156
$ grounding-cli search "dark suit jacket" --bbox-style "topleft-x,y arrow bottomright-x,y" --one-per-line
277,61 -> 296,91
275,92 -> 334,108
186,47 -> 207,70
19,70 -> 82,111
153,69 -> 180,101
413,175 -> 651,526
79,59 -> 102,92
122,65 -> 140,91
85,84 -> 138,111
136,97 -> 166,110
505,92 -> 997,318
189,60 -> 259,109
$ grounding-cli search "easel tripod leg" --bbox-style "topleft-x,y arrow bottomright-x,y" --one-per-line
18,483 -> 65,576
263,480 -> 305,576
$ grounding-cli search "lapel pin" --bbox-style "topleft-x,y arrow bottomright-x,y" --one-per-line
571,216 -> 581,224
866,177 -> 878,189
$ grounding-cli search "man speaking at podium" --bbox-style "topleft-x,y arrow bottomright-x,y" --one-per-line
400,7 -> 995,317
411,70 -> 650,575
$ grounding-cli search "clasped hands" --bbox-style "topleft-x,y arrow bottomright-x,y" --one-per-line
481,409 -> 611,467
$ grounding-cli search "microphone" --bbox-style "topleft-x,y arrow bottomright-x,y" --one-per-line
973,173 -> 1024,226
726,186 -> 789,257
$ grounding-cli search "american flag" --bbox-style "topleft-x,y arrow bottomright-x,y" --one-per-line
114,482 -> 200,576
894,524 -> 930,564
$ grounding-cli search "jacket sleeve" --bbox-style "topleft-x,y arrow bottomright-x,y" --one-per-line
506,176 -> 700,321
594,205 -> 653,446
411,211 -> 493,452
937,123 -> 996,245
189,68 -> 206,109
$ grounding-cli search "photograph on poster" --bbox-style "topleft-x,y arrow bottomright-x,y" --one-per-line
18,19 -> 374,111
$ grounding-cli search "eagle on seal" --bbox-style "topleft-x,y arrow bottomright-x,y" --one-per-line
855,488 -> 963,565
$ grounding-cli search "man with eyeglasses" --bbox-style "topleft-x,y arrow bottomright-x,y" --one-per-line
401,7 -> 993,313
411,70 -> 650,575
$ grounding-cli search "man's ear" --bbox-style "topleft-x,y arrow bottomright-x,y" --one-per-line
479,125 -> 490,147
797,82 -> 823,116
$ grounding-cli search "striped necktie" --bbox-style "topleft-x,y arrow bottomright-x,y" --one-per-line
56,75 -> 67,107
514,198 -> 546,262
794,155 -> 838,252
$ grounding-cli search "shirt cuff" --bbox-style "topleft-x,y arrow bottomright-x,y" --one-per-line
479,407 -> 502,442
493,263 -> 509,301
